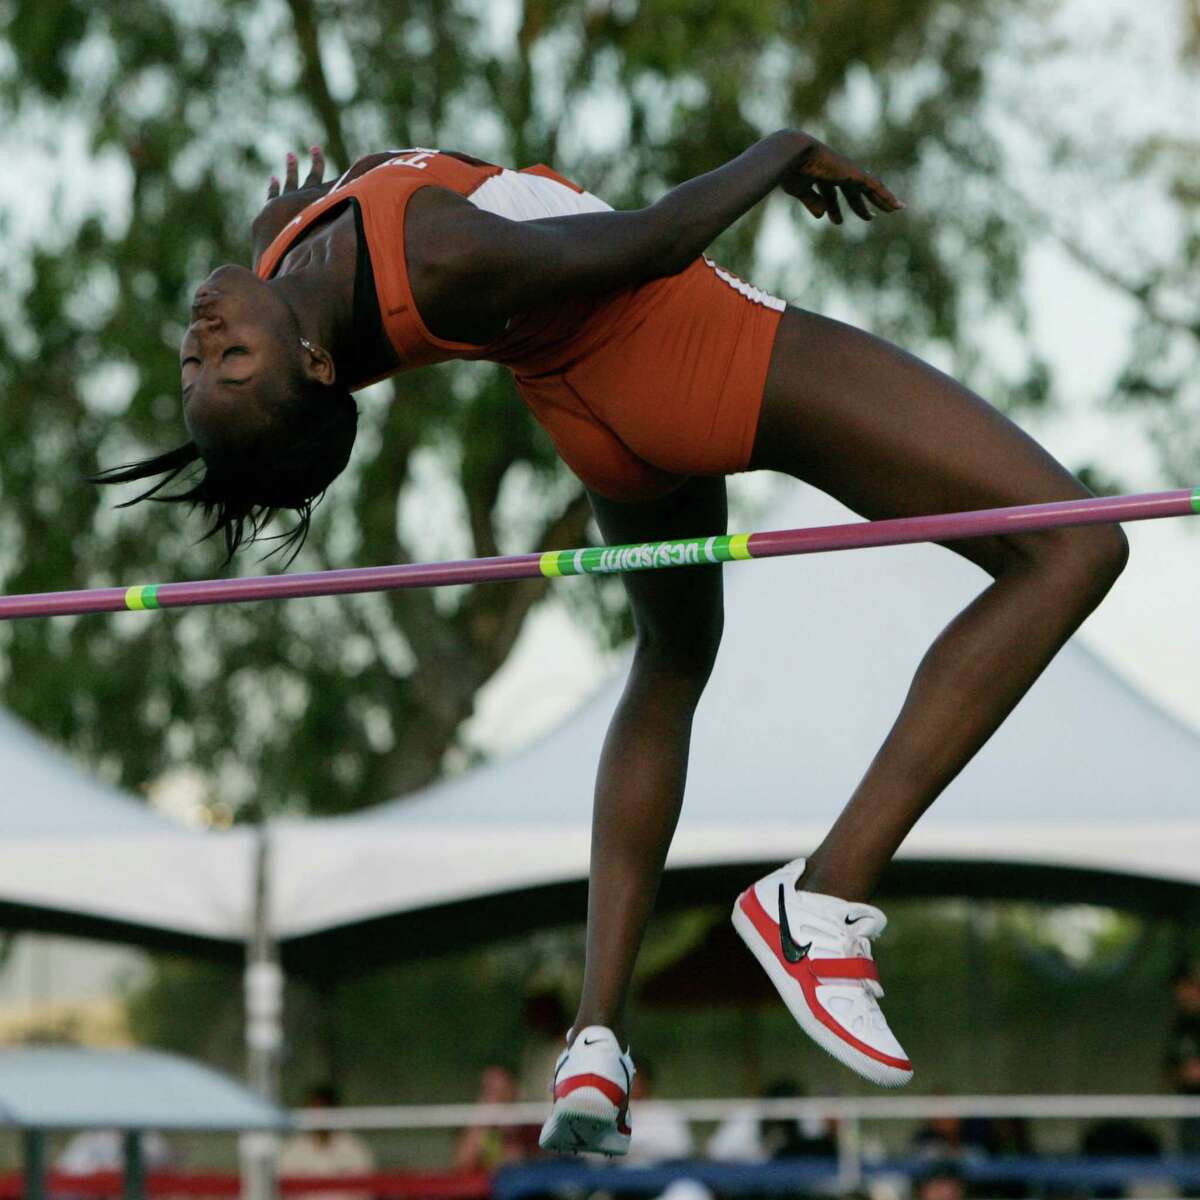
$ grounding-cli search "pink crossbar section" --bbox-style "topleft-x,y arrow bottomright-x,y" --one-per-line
0,488 -> 1194,621
746,489 -> 1197,560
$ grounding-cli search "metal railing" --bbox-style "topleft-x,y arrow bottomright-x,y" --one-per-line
13,1096 -> 1200,1199
296,1093 -> 1200,1192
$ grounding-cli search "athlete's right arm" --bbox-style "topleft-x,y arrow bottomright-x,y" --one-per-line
410,130 -> 903,334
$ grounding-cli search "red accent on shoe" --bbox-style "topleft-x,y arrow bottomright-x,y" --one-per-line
812,958 -> 880,981
554,1072 -> 627,1108
738,887 -> 912,1072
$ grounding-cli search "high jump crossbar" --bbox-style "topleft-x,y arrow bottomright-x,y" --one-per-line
1,487 -> 1196,622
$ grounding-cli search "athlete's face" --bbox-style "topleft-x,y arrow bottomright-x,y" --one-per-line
180,265 -> 300,453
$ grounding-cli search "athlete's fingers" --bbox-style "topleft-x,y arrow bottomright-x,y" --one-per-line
864,175 -> 904,212
818,182 -> 843,225
303,145 -> 325,188
844,185 -> 873,222
795,184 -> 827,219
267,175 -> 280,200
284,151 -> 299,192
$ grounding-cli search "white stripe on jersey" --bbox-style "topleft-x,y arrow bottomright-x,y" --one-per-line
416,161 -> 786,312
702,256 -> 786,312
466,169 -> 612,221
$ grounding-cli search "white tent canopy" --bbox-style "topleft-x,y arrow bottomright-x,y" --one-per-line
4,483 -> 1199,958
0,707 -> 251,950
272,483 -> 1200,952
0,1046 -> 286,1130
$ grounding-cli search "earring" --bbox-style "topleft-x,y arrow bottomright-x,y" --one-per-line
299,337 -> 319,354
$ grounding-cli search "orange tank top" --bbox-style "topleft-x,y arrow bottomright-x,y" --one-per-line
254,148 -> 604,377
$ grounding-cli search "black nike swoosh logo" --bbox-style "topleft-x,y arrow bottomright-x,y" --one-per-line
777,883 -> 811,962
582,1037 -> 604,1046
845,914 -> 869,925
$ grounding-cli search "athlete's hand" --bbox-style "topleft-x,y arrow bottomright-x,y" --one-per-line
265,144 -> 328,202
251,146 -> 334,264
781,138 -> 904,225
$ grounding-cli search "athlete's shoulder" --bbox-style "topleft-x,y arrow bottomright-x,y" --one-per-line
403,186 -> 485,283
327,148 -> 504,193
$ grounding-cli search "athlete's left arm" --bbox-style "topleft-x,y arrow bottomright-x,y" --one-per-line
412,130 -> 901,330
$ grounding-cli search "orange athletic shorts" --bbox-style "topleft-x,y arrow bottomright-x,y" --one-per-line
509,256 -> 787,502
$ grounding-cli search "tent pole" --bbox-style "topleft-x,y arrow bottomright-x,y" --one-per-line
22,1130 -> 45,1200
122,1130 -> 144,1200
241,822 -> 282,1200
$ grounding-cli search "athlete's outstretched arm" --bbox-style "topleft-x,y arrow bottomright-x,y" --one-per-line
412,130 -> 903,330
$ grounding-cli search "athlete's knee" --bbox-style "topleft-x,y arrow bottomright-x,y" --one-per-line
632,610 -> 724,699
1062,521 -> 1129,597
1005,520 -> 1129,601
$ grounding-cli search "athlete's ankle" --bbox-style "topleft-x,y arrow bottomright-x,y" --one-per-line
568,1015 -> 626,1048
793,859 -> 870,903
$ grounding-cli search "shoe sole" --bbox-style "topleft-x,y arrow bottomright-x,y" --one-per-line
731,895 -> 913,1089
539,1089 -> 630,1156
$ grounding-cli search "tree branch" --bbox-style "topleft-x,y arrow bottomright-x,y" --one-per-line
282,0 -> 352,168
365,486 -> 592,802
463,462 -> 504,562
462,487 -> 592,680
983,165 -> 1200,342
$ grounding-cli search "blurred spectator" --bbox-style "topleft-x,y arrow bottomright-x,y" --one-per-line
1081,1119 -> 1162,1157
705,1103 -> 762,1161
707,1077 -> 835,1161
976,1117 -> 1034,1200
910,1113 -> 989,1161
1167,957 -> 1200,1153
454,1064 -> 541,1170
625,1057 -> 693,1163
914,1159 -> 967,1200
57,1129 -> 172,1177
280,1083 -> 374,1200
911,1113 -> 1034,1199
1081,1120 -> 1163,1200
982,1118 -> 1033,1157
758,1078 -> 836,1159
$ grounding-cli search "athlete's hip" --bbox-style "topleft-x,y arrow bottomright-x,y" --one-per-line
507,259 -> 788,499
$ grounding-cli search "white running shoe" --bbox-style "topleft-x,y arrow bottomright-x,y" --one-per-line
538,1025 -> 635,1155
732,857 -> 913,1088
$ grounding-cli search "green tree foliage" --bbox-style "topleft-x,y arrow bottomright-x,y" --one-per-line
0,0 -> 1195,821
126,901 -> 1186,1111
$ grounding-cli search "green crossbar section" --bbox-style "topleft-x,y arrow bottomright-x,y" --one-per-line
123,584 -> 160,611
539,533 -> 752,578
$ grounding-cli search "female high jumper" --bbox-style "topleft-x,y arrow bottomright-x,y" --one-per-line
93,135 -> 1128,1149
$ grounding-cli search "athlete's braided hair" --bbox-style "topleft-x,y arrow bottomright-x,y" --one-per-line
88,381 -> 358,567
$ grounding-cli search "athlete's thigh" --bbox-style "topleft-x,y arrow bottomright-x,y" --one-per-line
750,307 -> 1092,573
587,475 -> 727,662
